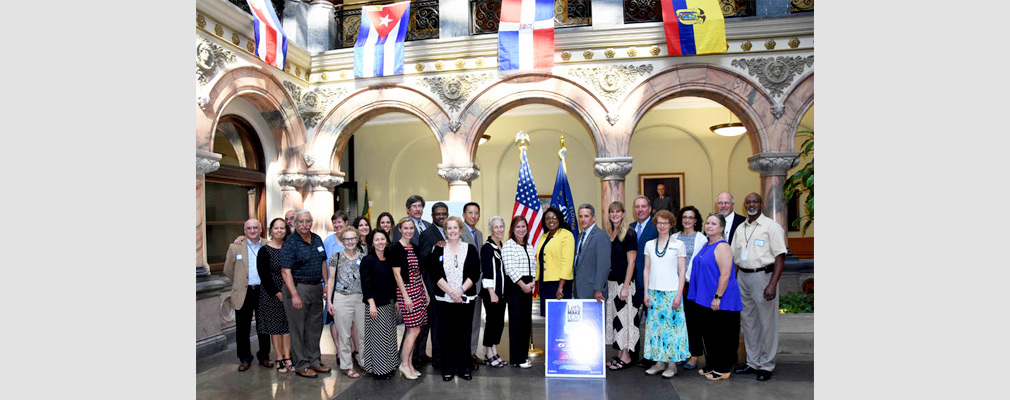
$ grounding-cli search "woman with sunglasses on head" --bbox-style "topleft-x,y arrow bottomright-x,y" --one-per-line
326,227 -> 367,379
389,217 -> 429,379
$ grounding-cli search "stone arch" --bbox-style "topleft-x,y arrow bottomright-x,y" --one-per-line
454,72 -> 610,163
197,65 -> 307,170
780,71 -> 815,143
308,85 -> 450,172
617,64 -> 783,156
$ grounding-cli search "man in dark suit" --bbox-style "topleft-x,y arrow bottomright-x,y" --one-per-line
628,196 -> 657,366
460,202 -> 484,368
223,219 -> 271,371
716,192 -> 745,243
413,201 -> 449,366
651,183 -> 676,214
573,204 -> 612,303
392,195 -> 431,246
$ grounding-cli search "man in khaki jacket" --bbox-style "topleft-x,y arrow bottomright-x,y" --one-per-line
223,219 -> 271,371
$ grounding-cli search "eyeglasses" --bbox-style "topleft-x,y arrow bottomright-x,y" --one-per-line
655,221 -> 671,226
341,237 -> 358,242
544,216 -> 558,221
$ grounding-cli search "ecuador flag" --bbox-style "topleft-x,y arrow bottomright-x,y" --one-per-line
661,0 -> 726,56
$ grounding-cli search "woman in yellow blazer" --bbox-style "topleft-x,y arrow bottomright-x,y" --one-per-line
536,207 -> 575,316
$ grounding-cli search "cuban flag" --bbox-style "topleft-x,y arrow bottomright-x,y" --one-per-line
498,0 -> 555,71
354,1 -> 411,78
246,0 -> 288,70
513,147 -> 545,249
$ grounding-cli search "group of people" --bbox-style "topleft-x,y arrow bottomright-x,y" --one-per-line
222,190 -> 788,383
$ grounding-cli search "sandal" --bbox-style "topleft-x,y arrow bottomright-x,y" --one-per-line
276,359 -> 288,373
489,354 -> 506,368
608,358 -> 631,370
283,358 -> 295,373
343,368 -> 361,378
704,371 -> 731,381
683,357 -> 698,370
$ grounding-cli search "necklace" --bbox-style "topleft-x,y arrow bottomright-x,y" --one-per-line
655,235 -> 671,258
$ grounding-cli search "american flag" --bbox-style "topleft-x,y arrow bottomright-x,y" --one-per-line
513,147 -> 544,248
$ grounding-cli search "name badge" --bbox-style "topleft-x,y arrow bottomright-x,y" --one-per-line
755,239 -> 765,247
236,254 -> 243,260
317,246 -> 324,252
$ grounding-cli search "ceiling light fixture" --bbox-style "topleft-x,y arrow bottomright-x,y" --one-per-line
710,110 -> 747,137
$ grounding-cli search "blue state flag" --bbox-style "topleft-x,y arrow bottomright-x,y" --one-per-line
550,147 -> 578,247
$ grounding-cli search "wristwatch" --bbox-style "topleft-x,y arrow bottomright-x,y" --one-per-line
713,294 -> 722,299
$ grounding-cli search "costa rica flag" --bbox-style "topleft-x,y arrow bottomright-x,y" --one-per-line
498,0 -> 555,71
661,0 -> 726,56
354,1 -> 411,78
246,0 -> 288,70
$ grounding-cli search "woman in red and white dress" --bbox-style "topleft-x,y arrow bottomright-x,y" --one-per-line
390,217 -> 429,380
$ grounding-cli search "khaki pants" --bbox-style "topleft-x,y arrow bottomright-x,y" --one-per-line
737,270 -> 779,371
332,292 -> 365,370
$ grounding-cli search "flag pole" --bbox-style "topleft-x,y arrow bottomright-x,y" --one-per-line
515,130 -> 544,359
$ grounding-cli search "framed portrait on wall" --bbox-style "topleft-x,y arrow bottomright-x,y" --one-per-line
539,194 -> 552,211
638,173 -> 685,214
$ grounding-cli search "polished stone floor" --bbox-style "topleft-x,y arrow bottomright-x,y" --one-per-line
197,306 -> 813,400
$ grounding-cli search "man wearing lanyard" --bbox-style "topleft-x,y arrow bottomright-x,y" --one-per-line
730,193 -> 787,381
460,202 -> 484,368
223,219 -> 272,371
280,210 -> 331,378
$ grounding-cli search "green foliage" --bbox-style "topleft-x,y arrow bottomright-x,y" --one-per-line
778,293 -> 814,313
784,131 -> 814,235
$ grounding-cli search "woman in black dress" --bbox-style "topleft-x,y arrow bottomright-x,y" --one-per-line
425,216 -> 481,381
359,229 -> 399,379
256,218 -> 293,372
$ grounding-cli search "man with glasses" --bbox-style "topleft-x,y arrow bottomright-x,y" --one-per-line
716,192 -> 745,244
730,193 -> 786,381
223,219 -> 271,371
460,202 -> 484,368
393,195 -> 431,247
415,201 -> 449,367
280,210 -> 331,378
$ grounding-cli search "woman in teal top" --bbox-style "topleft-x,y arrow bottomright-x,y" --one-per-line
686,213 -> 742,381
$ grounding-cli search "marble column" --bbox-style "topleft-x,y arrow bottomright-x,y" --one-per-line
306,0 -> 336,54
197,150 -> 223,277
278,172 -> 307,216
437,164 -> 481,202
594,157 -> 633,211
306,172 -> 344,235
747,151 -> 800,241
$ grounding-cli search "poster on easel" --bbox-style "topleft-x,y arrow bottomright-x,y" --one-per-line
544,299 -> 606,378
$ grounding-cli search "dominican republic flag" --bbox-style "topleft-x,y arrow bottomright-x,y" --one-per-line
550,146 -> 577,255
354,1 -> 410,78
246,0 -> 288,70
498,0 -> 555,71
513,147 -> 545,249
661,0 -> 726,56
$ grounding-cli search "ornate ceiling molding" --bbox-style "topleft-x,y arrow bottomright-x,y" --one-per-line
567,64 -> 653,105
593,157 -> 634,181
418,73 -> 494,114
277,173 -> 308,188
747,152 -> 800,176
437,165 -> 481,184
196,150 -> 222,176
283,81 -> 347,129
307,173 -> 344,190
196,38 -> 235,86
730,55 -> 813,99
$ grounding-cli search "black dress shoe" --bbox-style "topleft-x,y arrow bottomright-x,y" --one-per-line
442,374 -> 454,381
734,365 -> 758,374
418,354 -> 433,364
458,372 -> 473,380
756,370 -> 773,381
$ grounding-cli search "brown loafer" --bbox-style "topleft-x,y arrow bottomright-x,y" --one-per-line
296,368 -> 318,378
310,365 -> 332,373
238,361 -> 251,372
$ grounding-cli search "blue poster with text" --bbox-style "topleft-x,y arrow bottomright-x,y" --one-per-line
545,299 -> 606,378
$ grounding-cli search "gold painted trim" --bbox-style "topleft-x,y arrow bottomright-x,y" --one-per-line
196,26 -> 309,83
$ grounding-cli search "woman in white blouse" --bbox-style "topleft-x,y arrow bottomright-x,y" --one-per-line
502,216 -> 537,369
424,216 -> 481,382
642,210 -> 690,379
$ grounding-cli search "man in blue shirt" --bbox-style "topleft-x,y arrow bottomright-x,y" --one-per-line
280,210 -> 330,378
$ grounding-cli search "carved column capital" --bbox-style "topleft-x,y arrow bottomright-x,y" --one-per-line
747,152 -> 800,176
437,164 -> 481,185
307,172 -> 344,190
196,150 -> 222,176
593,157 -> 633,181
277,172 -> 308,188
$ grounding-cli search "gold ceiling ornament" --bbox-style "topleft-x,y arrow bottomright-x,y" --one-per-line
561,51 -> 571,61
339,70 -> 346,79
650,46 -> 661,56
305,69 -> 311,79
765,39 -> 776,50
214,24 -> 223,37
605,48 -> 616,58
789,37 -> 800,48
296,67 -> 301,76
475,58 -> 484,67
567,64 -> 653,105
197,14 -> 206,28
415,63 -> 425,72
456,59 -> 465,68
435,61 -> 445,70
583,50 -> 594,59
247,41 -> 255,53
320,72 -> 328,81
627,47 -> 638,57
231,33 -> 240,45
285,64 -> 292,73
741,40 -> 752,51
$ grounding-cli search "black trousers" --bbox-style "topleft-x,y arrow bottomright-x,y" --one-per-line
683,282 -> 705,358
505,280 -> 533,363
434,300 -> 475,375
695,305 -> 740,373
538,280 -> 571,316
235,286 -> 271,362
481,290 -> 507,347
